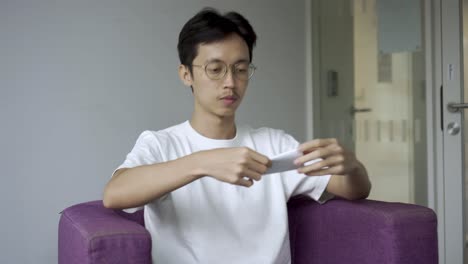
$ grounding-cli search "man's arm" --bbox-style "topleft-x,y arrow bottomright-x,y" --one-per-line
294,138 -> 371,200
103,154 -> 201,209
103,147 -> 270,209
326,161 -> 371,200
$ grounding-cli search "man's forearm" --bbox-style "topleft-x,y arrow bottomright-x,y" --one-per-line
345,161 -> 371,199
103,154 -> 203,209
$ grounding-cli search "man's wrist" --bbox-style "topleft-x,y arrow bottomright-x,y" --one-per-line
350,161 -> 362,177
183,151 -> 207,180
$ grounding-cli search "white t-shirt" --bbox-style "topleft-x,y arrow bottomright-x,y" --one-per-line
113,121 -> 332,264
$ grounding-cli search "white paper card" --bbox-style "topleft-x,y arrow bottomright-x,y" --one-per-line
264,149 -> 302,175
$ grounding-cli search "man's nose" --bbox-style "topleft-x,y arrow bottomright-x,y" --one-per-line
222,67 -> 236,88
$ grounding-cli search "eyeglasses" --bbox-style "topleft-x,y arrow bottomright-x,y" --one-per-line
191,61 -> 256,81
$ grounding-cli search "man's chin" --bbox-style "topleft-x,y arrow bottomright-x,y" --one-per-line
215,108 -> 237,118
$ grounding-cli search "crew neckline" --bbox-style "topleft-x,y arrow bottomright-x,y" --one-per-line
184,120 -> 242,148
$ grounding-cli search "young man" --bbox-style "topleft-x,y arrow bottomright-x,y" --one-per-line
104,8 -> 371,264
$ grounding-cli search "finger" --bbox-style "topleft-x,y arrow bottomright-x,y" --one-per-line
243,168 -> 262,181
237,177 -> 254,187
303,165 -> 345,177
248,150 -> 272,167
246,159 -> 269,174
294,147 -> 336,166
298,138 -> 338,153
297,155 -> 344,174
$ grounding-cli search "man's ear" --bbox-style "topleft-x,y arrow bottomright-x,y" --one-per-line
178,64 -> 193,87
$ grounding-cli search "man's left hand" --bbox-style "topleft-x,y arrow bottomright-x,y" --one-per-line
294,138 -> 359,177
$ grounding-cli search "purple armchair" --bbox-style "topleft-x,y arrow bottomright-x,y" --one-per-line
58,197 -> 438,264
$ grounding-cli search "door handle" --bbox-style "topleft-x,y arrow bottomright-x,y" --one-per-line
447,102 -> 468,113
350,106 -> 372,115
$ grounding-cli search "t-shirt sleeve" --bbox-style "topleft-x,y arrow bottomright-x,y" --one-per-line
111,130 -> 164,213
112,130 -> 164,176
278,132 -> 334,204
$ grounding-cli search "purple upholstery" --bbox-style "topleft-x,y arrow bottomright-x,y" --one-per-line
287,196 -> 438,264
58,201 -> 151,264
59,198 -> 438,264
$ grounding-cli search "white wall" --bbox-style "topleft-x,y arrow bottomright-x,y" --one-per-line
0,1 -> 307,263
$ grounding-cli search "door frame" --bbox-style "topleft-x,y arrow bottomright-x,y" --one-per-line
427,0 -> 445,261
305,0 -> 321,141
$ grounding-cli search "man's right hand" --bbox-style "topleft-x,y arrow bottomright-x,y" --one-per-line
192,147 -> 272,187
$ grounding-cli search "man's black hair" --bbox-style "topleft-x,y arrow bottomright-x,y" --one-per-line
177,8 -> 257,74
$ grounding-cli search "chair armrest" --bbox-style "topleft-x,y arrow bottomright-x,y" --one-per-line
58,200 -> 151,264
287,197 -> 438,264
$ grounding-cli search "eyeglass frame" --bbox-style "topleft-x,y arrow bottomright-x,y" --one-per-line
189,60 -> 257,81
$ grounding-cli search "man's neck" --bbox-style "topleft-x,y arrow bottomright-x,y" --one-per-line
190,113 -> 236,140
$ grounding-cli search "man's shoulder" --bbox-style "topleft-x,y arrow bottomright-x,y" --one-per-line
158,121 -> 187,135
137,121 -> 188,142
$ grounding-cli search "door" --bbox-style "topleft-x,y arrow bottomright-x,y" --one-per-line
440,0 -> 467,263
311,0 -> 428,205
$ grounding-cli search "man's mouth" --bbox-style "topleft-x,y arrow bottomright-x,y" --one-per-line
221,96 -> 237,100
220,96 -> 238,106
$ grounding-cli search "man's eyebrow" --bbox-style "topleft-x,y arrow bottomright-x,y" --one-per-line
204,58 -> 250,64
204,58 -> 223,64
234,59 -> 250,64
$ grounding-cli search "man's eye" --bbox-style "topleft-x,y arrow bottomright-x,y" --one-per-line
208,68 -> 222,73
